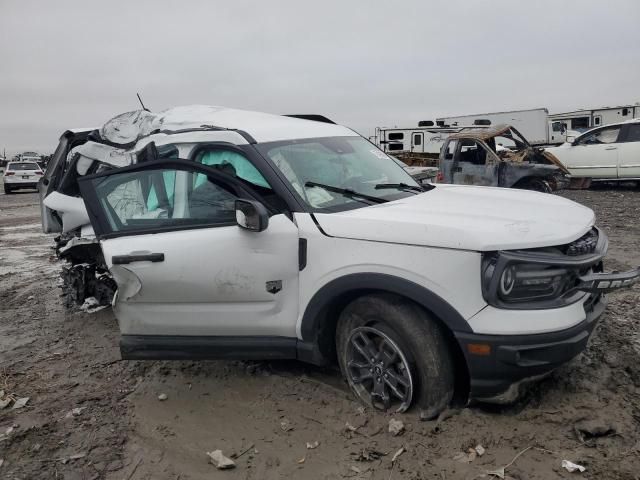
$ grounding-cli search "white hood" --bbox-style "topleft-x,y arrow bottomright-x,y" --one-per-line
313,184 -> 595,251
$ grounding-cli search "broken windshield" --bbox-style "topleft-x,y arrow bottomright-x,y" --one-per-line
256,136 -> 421,211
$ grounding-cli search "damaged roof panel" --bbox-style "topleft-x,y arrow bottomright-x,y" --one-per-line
98,105 -> 355,146
447,124 -> 512,141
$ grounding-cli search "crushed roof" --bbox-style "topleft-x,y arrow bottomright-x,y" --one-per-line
99,105 -> 355,146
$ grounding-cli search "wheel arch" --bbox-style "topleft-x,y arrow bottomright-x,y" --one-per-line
511,175 -> 551,192
297,273 -> 472,399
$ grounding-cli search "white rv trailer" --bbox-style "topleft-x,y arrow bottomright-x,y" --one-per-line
374,104 -> 640,154
373,124 -> 477,156
436,108 -> 570,146
548,104 -> 640,134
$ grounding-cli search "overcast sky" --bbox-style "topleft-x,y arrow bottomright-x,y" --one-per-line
1,0 -> 639,155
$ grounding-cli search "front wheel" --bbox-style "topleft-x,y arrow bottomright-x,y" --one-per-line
336,294 -> 454,415
521,178 -> 552,193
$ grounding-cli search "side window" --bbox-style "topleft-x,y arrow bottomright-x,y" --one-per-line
571,117 -> 590,130
456,139 -> 487,165
196,149 -> 270,189
90,167 -> 237,234
623,124 -> 640,143
577,126 -> 621,145
388,132 -> 404,141
413,133 -> 422,146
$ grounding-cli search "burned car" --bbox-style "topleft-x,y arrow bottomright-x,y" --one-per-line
437,125 -> 569,192
39,106 -> 639,415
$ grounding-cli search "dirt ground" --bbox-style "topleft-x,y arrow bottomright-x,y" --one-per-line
1,183 -> 639,480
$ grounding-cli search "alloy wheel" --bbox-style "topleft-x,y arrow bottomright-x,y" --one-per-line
345,326 -> 413,412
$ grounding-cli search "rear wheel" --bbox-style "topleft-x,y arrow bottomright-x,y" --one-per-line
336,294 -> 454,415
3,184 -> 12,194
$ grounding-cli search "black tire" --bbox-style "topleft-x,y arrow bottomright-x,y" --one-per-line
336,293 -> 454,415
3,184 -> 11,194
521,178 -> 552,193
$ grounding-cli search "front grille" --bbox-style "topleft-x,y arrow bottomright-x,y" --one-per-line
566,228 -> 599,256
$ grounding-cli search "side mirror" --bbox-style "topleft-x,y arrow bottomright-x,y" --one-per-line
235,199 -> 269,232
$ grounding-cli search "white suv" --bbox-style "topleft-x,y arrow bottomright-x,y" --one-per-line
39,106 -> 639,415
3,161 -> 43,193
546,118 -> 640,181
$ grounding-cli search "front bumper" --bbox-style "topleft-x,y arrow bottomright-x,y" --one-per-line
455,293 -> 606,402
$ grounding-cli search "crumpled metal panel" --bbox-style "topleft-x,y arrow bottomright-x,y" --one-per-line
100,110 -> 155,146
69,141 -> 134,169
447,124 -> 512,141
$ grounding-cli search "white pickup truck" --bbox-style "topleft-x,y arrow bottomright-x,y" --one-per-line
39,105 -> 639,415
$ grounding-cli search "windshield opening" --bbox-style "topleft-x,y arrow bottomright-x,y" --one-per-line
257,136 -> 422,211
484,128 -> 529,156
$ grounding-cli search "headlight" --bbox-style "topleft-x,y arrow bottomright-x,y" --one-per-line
496,264 -> 572,303
482,254 -> 594,309
481,229 -> 608,310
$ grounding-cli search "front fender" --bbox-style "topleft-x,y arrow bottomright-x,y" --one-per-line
296,272 -> 473,364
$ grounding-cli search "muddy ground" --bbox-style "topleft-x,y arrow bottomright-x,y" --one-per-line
1,183 -> 639,480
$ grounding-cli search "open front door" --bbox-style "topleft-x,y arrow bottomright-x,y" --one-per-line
78,159 -> 300,359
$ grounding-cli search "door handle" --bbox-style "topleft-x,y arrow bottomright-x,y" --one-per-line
112,253 -> 165,264
605,147 -> 617,150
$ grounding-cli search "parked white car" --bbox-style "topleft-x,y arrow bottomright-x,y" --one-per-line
39,106 -> 639,414
546,119 -> 640,180
3,161 -> 43,193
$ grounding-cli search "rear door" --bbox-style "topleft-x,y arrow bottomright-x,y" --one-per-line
617,123 -> 640,178
78,158 -> 300,347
